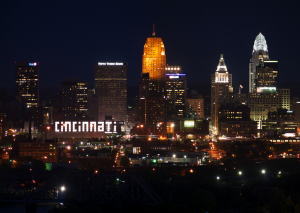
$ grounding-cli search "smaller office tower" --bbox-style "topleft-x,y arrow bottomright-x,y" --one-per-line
15,62 -> 39,108
211,54 -> 233,130
256,60 -> 278,88
139,73 -> 150,125
249,33 -> 270,93
186,92 -> 204,119
95,62 -> 127,122
139,73 -> 165,126
165,66 -> 186,117
248,89 -> 290,129
62,78 -> 88,118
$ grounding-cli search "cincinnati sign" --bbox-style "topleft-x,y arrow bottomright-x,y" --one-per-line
55,121 -> 124,133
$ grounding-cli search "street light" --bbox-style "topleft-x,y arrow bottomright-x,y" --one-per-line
239,171 -> 242,175
61,186 -> 65,191
262,169 -> 265,174
217,176 -> 220,180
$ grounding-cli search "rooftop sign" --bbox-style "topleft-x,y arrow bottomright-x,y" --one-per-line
98,62 -> 124,66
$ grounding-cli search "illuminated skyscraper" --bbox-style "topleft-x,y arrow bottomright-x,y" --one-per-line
249,33 -> 269,93
95,62 -> 127,122
211,54 -> 233,129
165,66 -> 186,117
139,27 -> 166,126
15,62 -> 39,108
248,33 -> 289,130
142,26 -> 166,93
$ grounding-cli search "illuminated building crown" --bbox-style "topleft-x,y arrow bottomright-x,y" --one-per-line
253,32 -> 268,52
216,54 -> 227,72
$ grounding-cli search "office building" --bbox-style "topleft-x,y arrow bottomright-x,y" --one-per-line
142,27 -> 166,93
19,142 -> 58,163
165,66 -> 186,117
211,54 -> 233,130
94,62 -> 127,122
218,104 -> 257,138
261,109 -> 297,137
15,62 -> 39,108
186,92 -> 204,119
248,33 -> 290,129
61,78 -> 88,118
249,33 -> 270,93
139,28 -> 166,127
290,98 -> 300,130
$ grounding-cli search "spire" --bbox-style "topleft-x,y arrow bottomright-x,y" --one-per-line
216,54 -> 227,72
253,32 -> 268,52
152,24 -> 155,36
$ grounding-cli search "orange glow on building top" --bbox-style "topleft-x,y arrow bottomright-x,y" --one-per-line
142,26 -> 166,90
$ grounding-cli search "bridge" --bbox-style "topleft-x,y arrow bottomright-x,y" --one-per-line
0,172 -> 161,204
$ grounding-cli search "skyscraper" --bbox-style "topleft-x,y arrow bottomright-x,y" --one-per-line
94,62 -> 127,122
211,54 -> 233,129
139,27 -> 166,126
61,78 -> 88,117
249,33 -> 269,93
248,33 -> 289,130
142,27 -> 166,93
15,62 -> 39,108
165,66 -> 186,117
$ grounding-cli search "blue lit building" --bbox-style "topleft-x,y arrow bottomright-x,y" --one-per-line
165,66 -> 186,117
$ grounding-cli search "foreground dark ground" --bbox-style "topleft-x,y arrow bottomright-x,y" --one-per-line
42,158 -> 300,213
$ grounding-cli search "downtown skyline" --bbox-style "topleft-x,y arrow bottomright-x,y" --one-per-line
1,0 -> 299,89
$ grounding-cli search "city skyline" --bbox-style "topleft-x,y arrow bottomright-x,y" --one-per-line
1,1 -> 299,89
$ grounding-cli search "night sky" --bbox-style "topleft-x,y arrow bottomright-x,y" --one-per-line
1,0 -> 299,89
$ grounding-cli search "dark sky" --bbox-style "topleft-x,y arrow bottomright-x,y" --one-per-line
1,0 -> 299,89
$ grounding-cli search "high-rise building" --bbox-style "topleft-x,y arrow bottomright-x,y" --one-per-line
61,78 -> 88,118
165,66 -> 186,117
139,28 -> 166,127
15,62 -> 39,108
94,62 -> 127,122
142,27 -> 166,93
248,33 -> 290,129
186,91 -> 204,119
211,54 -> 233,130
249,33 -> 270,93
248,89 -> 290,126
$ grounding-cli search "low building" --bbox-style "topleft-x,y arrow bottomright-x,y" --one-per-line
19,142 -> 58,163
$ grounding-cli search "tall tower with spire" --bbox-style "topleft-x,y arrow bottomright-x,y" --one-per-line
249,32 -> 269,93
211,54 -> 233,130
248,33 -> 290,130
142,26 -> 166,93
139,27 -> 166,127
